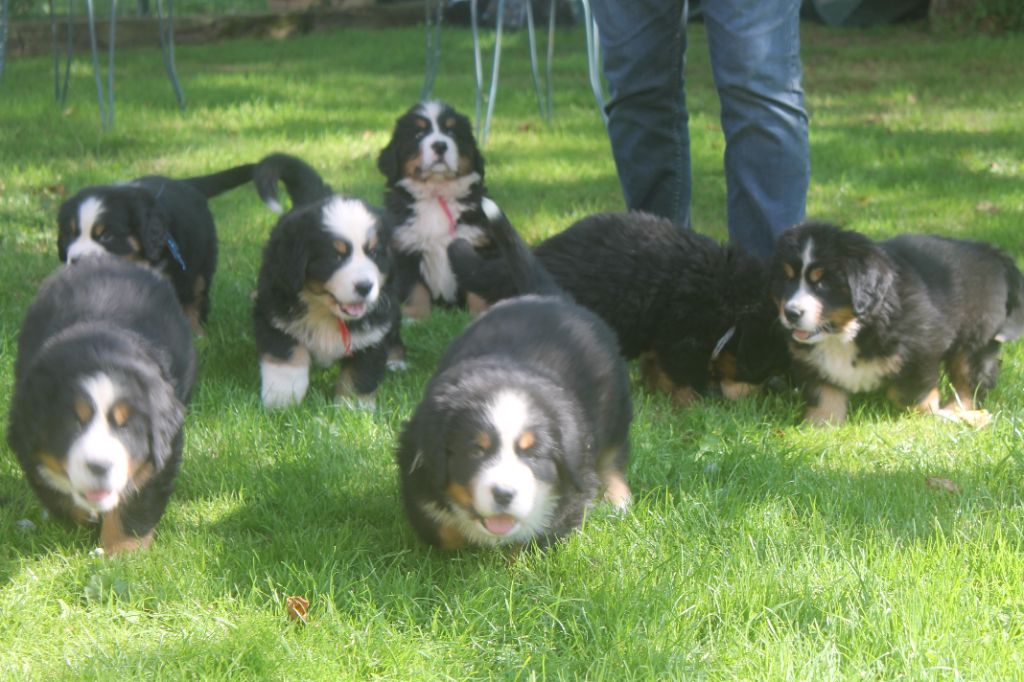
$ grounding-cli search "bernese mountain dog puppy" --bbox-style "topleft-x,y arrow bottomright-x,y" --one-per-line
449,211 -> 789,405
252,154 -> 399,410
7,258 -> 195,555
377,100 -> 495,321
57,163 -> 254,332
770,220 -> 1024,425
396,200 -> 632,550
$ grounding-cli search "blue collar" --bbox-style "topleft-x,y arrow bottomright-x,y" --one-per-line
166,235 -> 187,271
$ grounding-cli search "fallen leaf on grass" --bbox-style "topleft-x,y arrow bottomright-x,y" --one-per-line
925,477 -> 960,494
975,201 -> 998,213
286,595 -> 310,624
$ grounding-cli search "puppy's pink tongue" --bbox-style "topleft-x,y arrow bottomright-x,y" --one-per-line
793,330 -> 812,341
482,514 -> 517,536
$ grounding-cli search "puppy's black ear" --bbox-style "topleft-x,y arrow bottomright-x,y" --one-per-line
547,404 -> 587,492
403,400 -> 452,495
842,232 -> 895,318
130,190 -> 168,262
267,221 -> 309,294
56,200 -> 75,263
377,138 -> 400,186
143,366 -> 185,470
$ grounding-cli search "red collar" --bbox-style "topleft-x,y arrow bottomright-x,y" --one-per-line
438,197 -> 456,235
337,318 -> 352,355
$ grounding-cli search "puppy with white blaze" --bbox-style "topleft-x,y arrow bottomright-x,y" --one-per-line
771,220 -> 1024,426
377,101 -> 496,330
252,154 -> 399,410
7,258 -> 195,555
396,200 -> 632,550
57,163 -> 255,332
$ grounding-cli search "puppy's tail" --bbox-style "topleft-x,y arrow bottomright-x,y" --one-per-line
253,153 -> 333,214
451,198 -> 562,300
182,163 -> 256,199
998,255 -> 1024,343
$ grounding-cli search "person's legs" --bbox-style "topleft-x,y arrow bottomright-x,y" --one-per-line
703,0 -> 809,260
591,0 -> 690,228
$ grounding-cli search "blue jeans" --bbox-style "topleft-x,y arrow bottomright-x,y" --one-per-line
590,0 -> 809,260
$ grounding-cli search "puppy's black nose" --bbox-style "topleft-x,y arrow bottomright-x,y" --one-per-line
431,140 -> 448,156
491,485 -> 515,507
86,460 -> 111,477
354,280 -> 374,298
784,303 -> 803,324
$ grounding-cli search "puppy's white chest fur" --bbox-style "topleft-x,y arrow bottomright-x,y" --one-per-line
393,174 -> 484,303
275,303 -> 386,366
799,335 -> 903,394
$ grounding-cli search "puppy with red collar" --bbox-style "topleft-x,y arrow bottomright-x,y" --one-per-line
252,154 -> 400,410
377,101 -> 497,327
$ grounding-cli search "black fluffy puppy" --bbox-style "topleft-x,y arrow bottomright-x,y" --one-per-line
770,220 -> 1024,425
450,211 -> 789,405
252,154 -> 400,409
7,259 -> 195,555
57,163 -> 254,331
397,200 -> 632,550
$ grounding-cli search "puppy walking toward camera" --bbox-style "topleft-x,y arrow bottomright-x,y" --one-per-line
377,101 -> 496,322
770,220 -> 1024,425
396,200 -> 632,549
252,154 -> 400,410
57,163 -> 254,332
7,259 -> 195,555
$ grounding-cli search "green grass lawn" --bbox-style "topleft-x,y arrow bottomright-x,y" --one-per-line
1,20 -> 1023,680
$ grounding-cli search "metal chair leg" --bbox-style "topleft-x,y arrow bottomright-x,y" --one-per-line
157,0 -> 186,111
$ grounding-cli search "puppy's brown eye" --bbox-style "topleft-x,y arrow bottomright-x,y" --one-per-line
782,263 -> 796,280
334,240 -> 349,257
73,397 -> 94,425
69,219 -> 79,236
110,401 -> 131,427
93,223 -> 106,237
808,267 -> 825,284
444,117 -> 456,130
366,235 -> 378,252
517,431 -> 536,452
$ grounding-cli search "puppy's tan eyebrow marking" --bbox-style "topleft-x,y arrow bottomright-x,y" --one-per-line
474,431 -> 492,451
93,223 -> 106,237
782,263 -> 796,280
73,396 -> 94,424
110,400 -> 131,427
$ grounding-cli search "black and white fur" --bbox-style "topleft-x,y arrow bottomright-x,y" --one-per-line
449,211 -> 790,405
396,200 -> 632,549
252,154 -> 399,410
770,220 -> 1024,424
377,101 -> 495,318
57,164 -> 254,331
7,258 -> 195,554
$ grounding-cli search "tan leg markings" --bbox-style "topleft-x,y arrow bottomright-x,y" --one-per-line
334,366 -> 375,409
805,384 -> 848,425
182,303 -> 203,335
100,511 -> 153,555
720,379 -> 760,401
402,282 -> 433,320
597,445 -> 631,510
465,292 -> 490,317
945,352 -> 976,411
639,354 -> 699,406
437,523 -> 467,550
